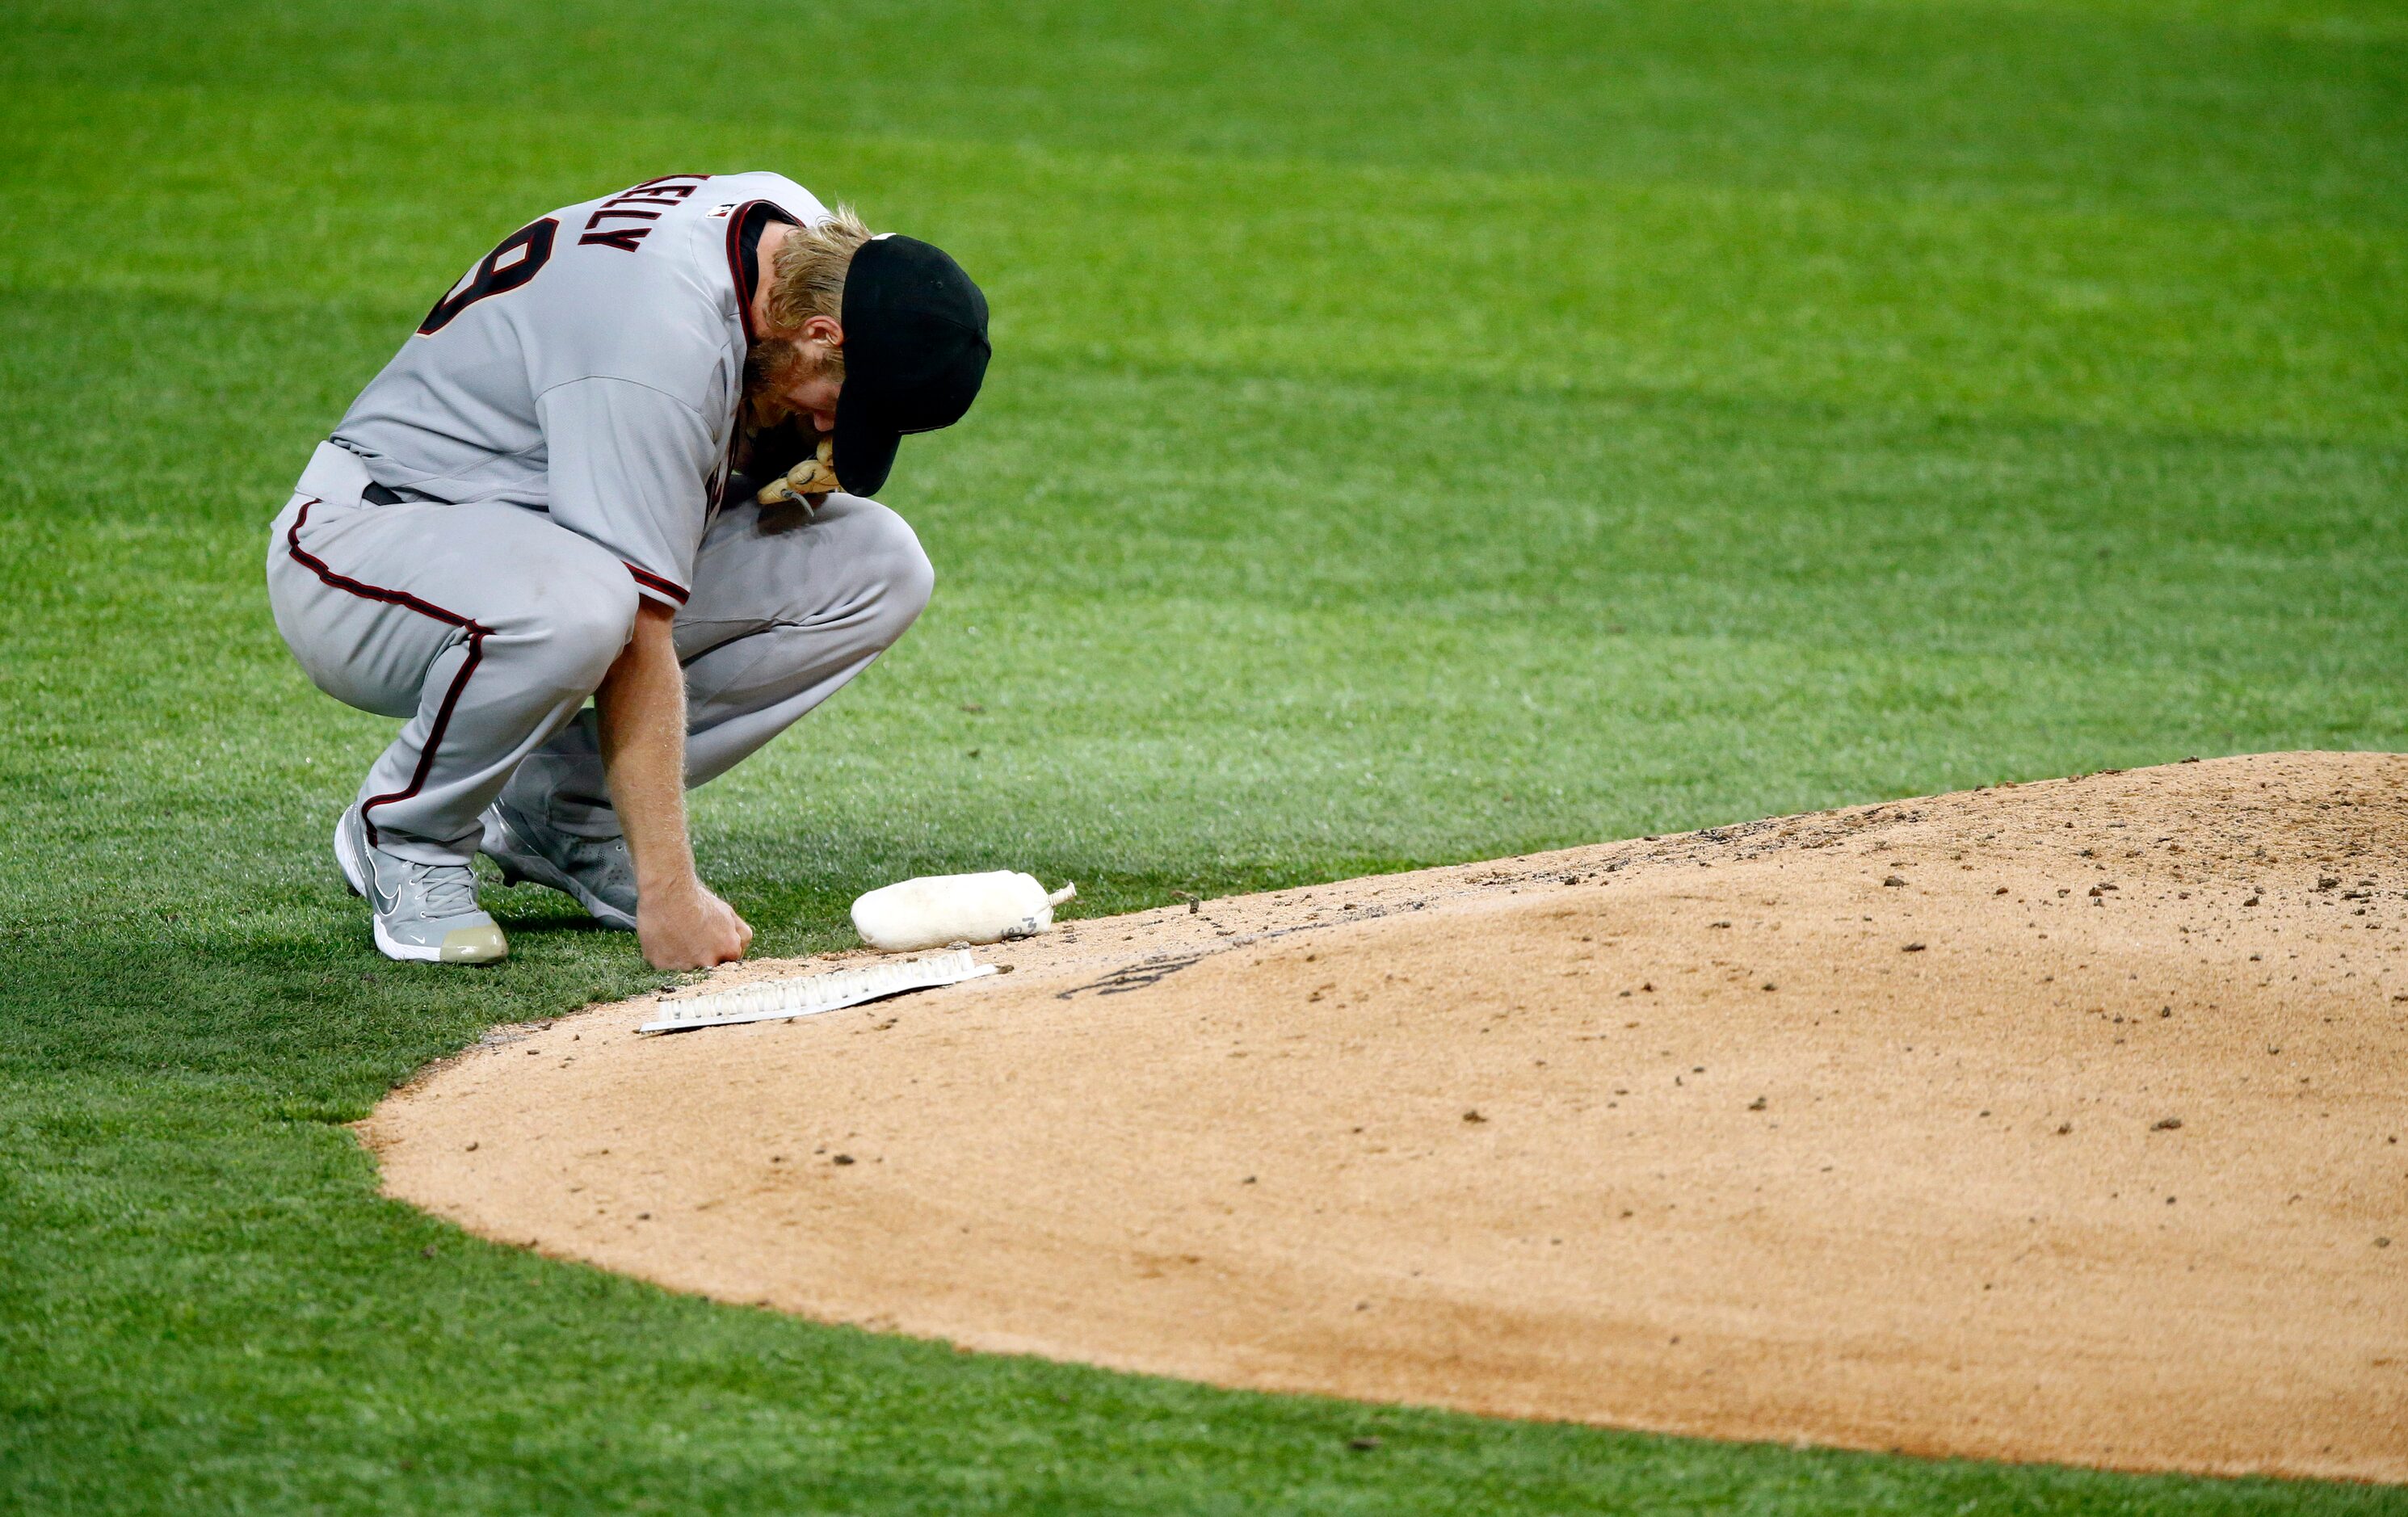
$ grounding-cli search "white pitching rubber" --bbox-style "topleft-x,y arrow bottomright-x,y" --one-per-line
850,872 -> 1078,952
637,950 -> 997,1034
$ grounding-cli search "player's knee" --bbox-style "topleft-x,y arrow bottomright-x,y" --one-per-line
569,574 -> 643,657
849,503 -> 934,645
508,559 -> 640,693
883,539 -> 935,641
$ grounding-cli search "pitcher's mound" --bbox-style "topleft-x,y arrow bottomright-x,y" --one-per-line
363,753 -> 2407,1481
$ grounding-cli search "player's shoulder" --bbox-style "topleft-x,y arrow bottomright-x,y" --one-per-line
509,172 -> 835,397
524,178 -> 742,354
540,172 -> 830,267
536,172 -> 831,305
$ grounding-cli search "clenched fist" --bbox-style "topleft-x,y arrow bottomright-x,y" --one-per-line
637,876 -> 753,970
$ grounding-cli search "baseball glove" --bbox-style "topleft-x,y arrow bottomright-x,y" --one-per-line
756,436 -> 843,506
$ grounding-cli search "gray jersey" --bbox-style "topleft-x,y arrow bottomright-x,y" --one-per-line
331,171 -> 828,607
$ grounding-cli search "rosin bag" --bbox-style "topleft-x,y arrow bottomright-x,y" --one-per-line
850,872 -> 1078,952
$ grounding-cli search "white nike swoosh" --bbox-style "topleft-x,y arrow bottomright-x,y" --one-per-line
350,814 -> 399,914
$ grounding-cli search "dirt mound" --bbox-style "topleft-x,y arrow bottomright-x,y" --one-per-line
363,754 -> 2408,1481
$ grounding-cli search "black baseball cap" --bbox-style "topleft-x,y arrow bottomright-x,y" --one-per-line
832,233 -> 990,496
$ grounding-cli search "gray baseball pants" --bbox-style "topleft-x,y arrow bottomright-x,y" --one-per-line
267,442 -> 932,867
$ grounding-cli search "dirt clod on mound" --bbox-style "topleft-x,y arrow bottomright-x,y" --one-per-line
363,754 -> 2408,1481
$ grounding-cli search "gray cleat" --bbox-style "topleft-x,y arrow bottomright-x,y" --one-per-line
478,800 -> 639,931
334,805 -> 508,964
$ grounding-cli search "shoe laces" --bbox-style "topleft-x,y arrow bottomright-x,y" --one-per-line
411,861 -> 483,918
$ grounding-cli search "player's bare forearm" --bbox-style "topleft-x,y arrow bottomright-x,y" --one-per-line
595,601 -> 753,969
596,603 -> 696,889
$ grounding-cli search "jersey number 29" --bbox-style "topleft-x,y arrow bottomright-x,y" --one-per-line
417,218 -> 559,337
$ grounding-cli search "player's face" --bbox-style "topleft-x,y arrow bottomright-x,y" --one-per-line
779,362 -> 843,435
744,330 -> 845,434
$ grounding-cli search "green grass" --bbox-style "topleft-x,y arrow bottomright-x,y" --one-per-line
2,0 -> 2404,1509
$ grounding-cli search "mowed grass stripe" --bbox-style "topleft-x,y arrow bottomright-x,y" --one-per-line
6,0 -> 2405,223
5,92 -> 2403,440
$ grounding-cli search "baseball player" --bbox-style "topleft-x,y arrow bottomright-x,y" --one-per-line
267,172 -> 988,969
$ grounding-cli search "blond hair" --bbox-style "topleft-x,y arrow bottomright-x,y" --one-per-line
763,205 -> 873,367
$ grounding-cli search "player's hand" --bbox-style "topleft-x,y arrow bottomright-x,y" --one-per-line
637,876 -> 753,970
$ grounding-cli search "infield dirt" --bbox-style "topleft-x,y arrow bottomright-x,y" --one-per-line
364,753 -> 2406,1481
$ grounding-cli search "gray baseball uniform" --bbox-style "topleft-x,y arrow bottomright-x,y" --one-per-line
267,173 -> 932,867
